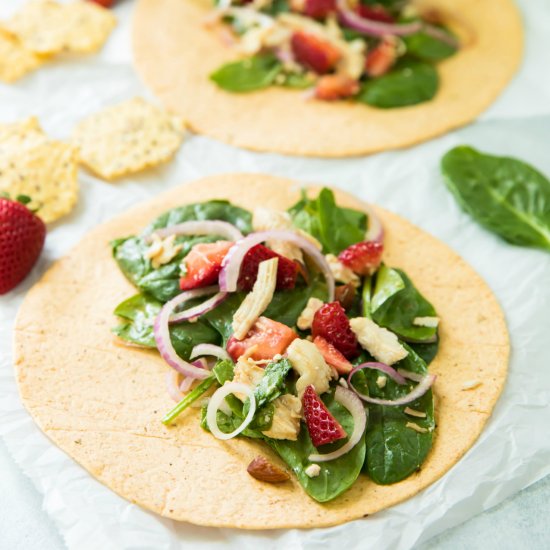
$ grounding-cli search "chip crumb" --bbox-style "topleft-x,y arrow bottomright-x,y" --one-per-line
376,375 -> 387,388
406,421 -> 428,434
0,28 -> 45,83
72,98 -> 186,180
304,464 -> 321,478
0,118 -> 79,223
461,380 -> 482,391
404,407 -> 426,418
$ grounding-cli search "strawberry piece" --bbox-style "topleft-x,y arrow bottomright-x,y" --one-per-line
313,336 -> 353,374
304,0 -> 336,19
237,244 -> 298,291
338,241 -> 383,276
179,240 -> 233,290
227,316 -> 298,362
365,36 -> 399,77
356,4 -> 395,23
291,31 -> 341,74
88,0 -> 115,7
312,301 -> 359,359
302,385 -> 347,447
315,74 -> 359,101
0,198 -> 46,294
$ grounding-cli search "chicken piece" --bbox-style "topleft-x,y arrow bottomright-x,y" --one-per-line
261,394 -> 302,440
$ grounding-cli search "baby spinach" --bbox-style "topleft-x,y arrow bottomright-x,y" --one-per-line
254,358 -> 293,408
212,359 -> 235,385
210,54 -> 282,93
361,345 -> 434,484
404,29 -> 457,61
358,59 -> 438,108
112,293 -> 220,359
442,146 -> 550,251
288,188 -> 367,255
370,265 -> 438,343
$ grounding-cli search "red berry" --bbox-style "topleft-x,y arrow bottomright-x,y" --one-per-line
365,36 -> 399,78
315,74 -> 359,101
313,336 -> 353,374
291,31 -> 341,74
312,301 -> 359,359
227,316 -> 298,362
179,241 -> 233,290
338,241 -> 383,276
87,0 -> 115,7
0,198 -> 46,294
302,385 -> 347,447
304,0 -> 336,19
356,4 -> 395,23
237,244 -> 298,291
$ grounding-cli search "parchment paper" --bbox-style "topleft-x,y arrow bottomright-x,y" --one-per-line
1,1 -> 549,549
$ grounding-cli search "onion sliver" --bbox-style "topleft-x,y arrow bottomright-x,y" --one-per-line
352,373 -> 436,406
308,386 -> 367,462
397,368 -> 424,383
154,293 -> 214,379
219,230 -> 335,301
337,0 -> 422,37
206,382 -> 257,440
146,220 -> 243,243
363,204 -> 384,243
191,343 -> 231,363
349,362 -> 406,386
166,371 -> 184,402
170,291 -> 227,323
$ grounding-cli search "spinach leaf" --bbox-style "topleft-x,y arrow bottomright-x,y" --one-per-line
262,0 -> 289,15
162,376 -> 216,425
358,59 -> 438,108
441,146 -> 550,251
254,358 -> 292,408
112,293 -> 220,359
361,344 -> 434,484
212,359 -> 235,385
371,265 -> 438,343
200,406 -> 267,439
280,71 -> 315,89
270,388 -> 366,502
404,30 -> 457,61
288,188 -> 367,255
210,54 -> 282,93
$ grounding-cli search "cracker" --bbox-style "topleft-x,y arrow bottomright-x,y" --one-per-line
72,98 -> 186,180
0,29 -> 45,83
4,0 -> 116,55
0,118 -> 79,223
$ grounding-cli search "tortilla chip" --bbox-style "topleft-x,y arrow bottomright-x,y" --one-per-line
133,0 -> 523,156
4,0 -> 115,55
72,98 -> 186,180
0,118 -> 79,223
0,29 -> 45,83
14,175 -> 510,528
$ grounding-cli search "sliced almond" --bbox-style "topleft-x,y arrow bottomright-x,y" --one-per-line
247,456 -> 290,483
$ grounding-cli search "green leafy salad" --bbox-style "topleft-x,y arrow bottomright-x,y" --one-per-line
112,188 -> 439,502
207,0 -> 459,107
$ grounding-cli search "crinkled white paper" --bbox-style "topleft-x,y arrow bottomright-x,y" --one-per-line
1,1 -> 550,549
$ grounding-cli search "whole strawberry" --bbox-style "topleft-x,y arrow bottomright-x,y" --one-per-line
0,197 -> 46,294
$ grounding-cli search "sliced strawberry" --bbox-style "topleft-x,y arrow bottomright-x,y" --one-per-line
356,4 -> 395,23
291,31 -> 341,74
315,74 -> 359,101
237,244 -> 298,291
179,240 -> 233,290
302,385 -> 347,447
227,316 -> 298,362
365,36 -> 399,78
313,336 -> 353,374
338,241 -> 383,276
312,301 -> 359,359
88,0 -> 115,7
304,0 -> 336,19
0,197 -> 46,294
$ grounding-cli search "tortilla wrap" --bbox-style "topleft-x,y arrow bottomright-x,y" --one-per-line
132,0 -> 523,157
14,174 -> 509,528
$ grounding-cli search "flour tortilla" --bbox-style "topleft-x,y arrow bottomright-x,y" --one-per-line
132,0 -> 523,157
15,175 -> 509,528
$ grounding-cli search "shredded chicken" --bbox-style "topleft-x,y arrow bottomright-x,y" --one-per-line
326,254 -> 360,287
297,297 -> 324,330
350,317 -> 408,365
144,233 -> 182,269
261,394 -> 302,440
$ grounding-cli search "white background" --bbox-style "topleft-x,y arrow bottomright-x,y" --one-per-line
0,1 -> 549,549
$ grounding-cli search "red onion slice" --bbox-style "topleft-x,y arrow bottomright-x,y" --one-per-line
166,371 -> 184,402
191,343 -> 232,362
154,293 -> 214,380
308,386 -> 367,462
398,368 -> 424,383
337,0 -> 422,37
349,362 -> 407,386
219,230 -> 335,301
206,382 -> 257,440
145,220 -> 243,243
351,372 -> 436,406
363,204 -> 384,243
423,24 -> 460,48
170,291 -> 228,323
